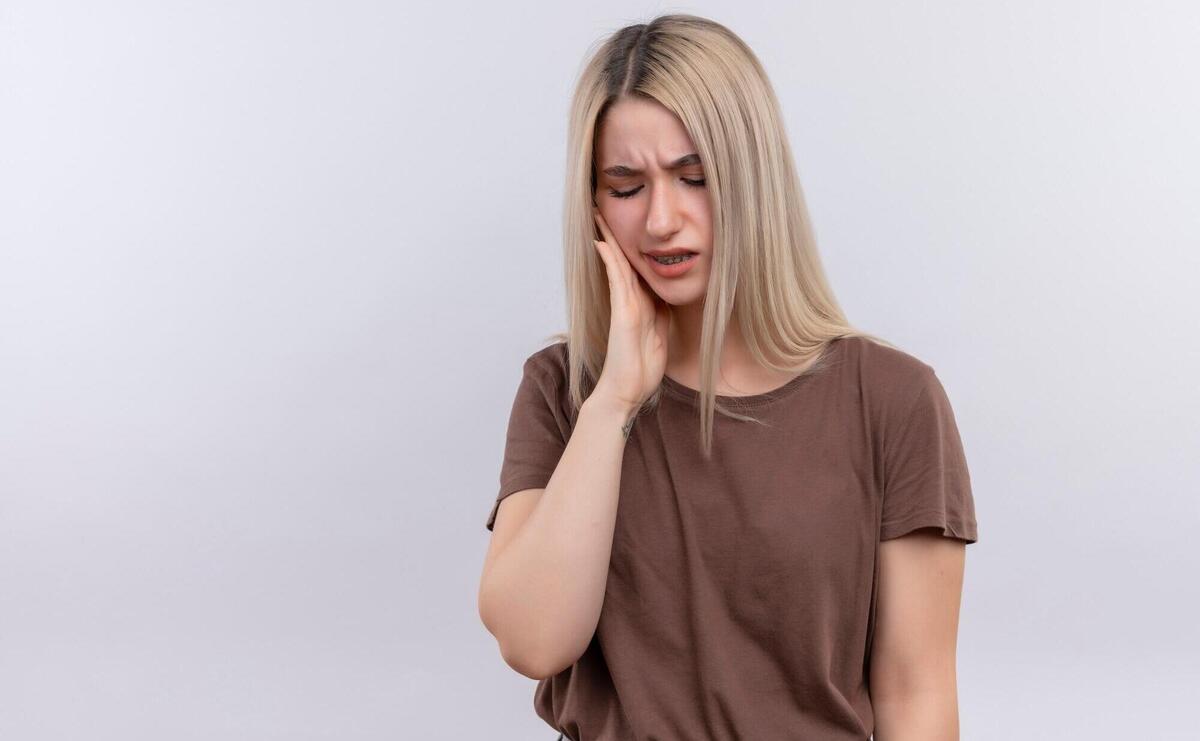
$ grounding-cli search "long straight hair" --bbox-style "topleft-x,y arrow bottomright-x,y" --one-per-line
544,13 -> 895,458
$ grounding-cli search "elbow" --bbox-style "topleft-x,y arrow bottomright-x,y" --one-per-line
492,626 -> 580,680
478,584 -> 585,681
480,601 -> 568,681
493,621 -> 581,680
499,641 -> 560,681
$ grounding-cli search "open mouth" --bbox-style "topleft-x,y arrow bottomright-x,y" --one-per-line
649,253 -> 698,265
644,251 -> 700,278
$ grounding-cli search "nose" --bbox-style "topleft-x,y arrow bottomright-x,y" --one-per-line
644,180 -> 683,241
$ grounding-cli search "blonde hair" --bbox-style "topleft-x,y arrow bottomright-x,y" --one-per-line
543,13 -> 895,457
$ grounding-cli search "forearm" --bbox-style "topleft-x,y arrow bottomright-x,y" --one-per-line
479,393 -> 637,679
872,689 -> 960,741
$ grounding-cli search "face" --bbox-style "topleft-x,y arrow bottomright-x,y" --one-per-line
593,97 -> 713,306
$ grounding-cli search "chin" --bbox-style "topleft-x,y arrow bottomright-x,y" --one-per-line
649,278 -> 707,307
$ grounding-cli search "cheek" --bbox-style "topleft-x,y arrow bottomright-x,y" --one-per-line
606,219 -> 639,254
596,215 -> 640,265
686,193 -> 713,227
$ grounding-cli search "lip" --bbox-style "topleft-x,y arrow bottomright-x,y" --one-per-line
643,250 -> 699,278
643,247 -> 698,257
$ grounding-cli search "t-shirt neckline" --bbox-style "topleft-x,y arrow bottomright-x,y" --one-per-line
659,338 -> 843,408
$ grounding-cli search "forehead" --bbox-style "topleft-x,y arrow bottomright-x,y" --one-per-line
595,97 -> 697,166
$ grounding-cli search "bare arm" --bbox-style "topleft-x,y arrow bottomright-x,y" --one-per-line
479,207 -> 667,680
477,391 -> 638,680
870,528 -> 967,741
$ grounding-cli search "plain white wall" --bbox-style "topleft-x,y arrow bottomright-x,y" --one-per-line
1,1 -> 1197,739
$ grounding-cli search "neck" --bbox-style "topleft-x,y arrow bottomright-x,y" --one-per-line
666,301 -> 824,394
666,301 -> 751,382
667,300 -> 705,366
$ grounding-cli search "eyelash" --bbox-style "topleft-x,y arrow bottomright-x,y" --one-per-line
607,178 -> 706,199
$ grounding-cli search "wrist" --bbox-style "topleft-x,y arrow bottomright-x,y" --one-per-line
582,393 -> 640,436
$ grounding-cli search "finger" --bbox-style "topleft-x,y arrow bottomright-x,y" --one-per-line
593,209 -> 638,291
592,205 -> 612,242
653,292 -> 671,339
593,239 -> 627,304
632,270 -> 660,318
592,209 -> 627,288
594,209 -> 658,317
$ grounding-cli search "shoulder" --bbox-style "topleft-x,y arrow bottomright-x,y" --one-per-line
836,335 -> 940,414
841,335 -> 934,380
516,340 -> 581,426
516,341 -> 576,417
521,340 -> 570,381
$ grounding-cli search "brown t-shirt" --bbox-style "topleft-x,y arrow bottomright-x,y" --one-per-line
486,335 -> 978,741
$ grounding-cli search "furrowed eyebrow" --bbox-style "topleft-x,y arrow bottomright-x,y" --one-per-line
601,153 -> 702,177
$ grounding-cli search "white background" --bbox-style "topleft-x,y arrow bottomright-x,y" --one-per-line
1,1 -> 1197,739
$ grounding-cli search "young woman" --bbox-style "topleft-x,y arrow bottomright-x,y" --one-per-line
478,14 -> 979,741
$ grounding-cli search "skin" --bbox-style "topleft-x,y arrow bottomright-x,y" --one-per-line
593,96 -> 968,738
870,529 -> 967,740
592,96 -> 820,396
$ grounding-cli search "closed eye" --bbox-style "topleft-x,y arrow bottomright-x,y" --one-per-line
608,178 -> 706,200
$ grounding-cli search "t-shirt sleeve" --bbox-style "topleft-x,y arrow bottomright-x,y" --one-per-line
879,367 -> 978,543
485,352 -> 571,532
